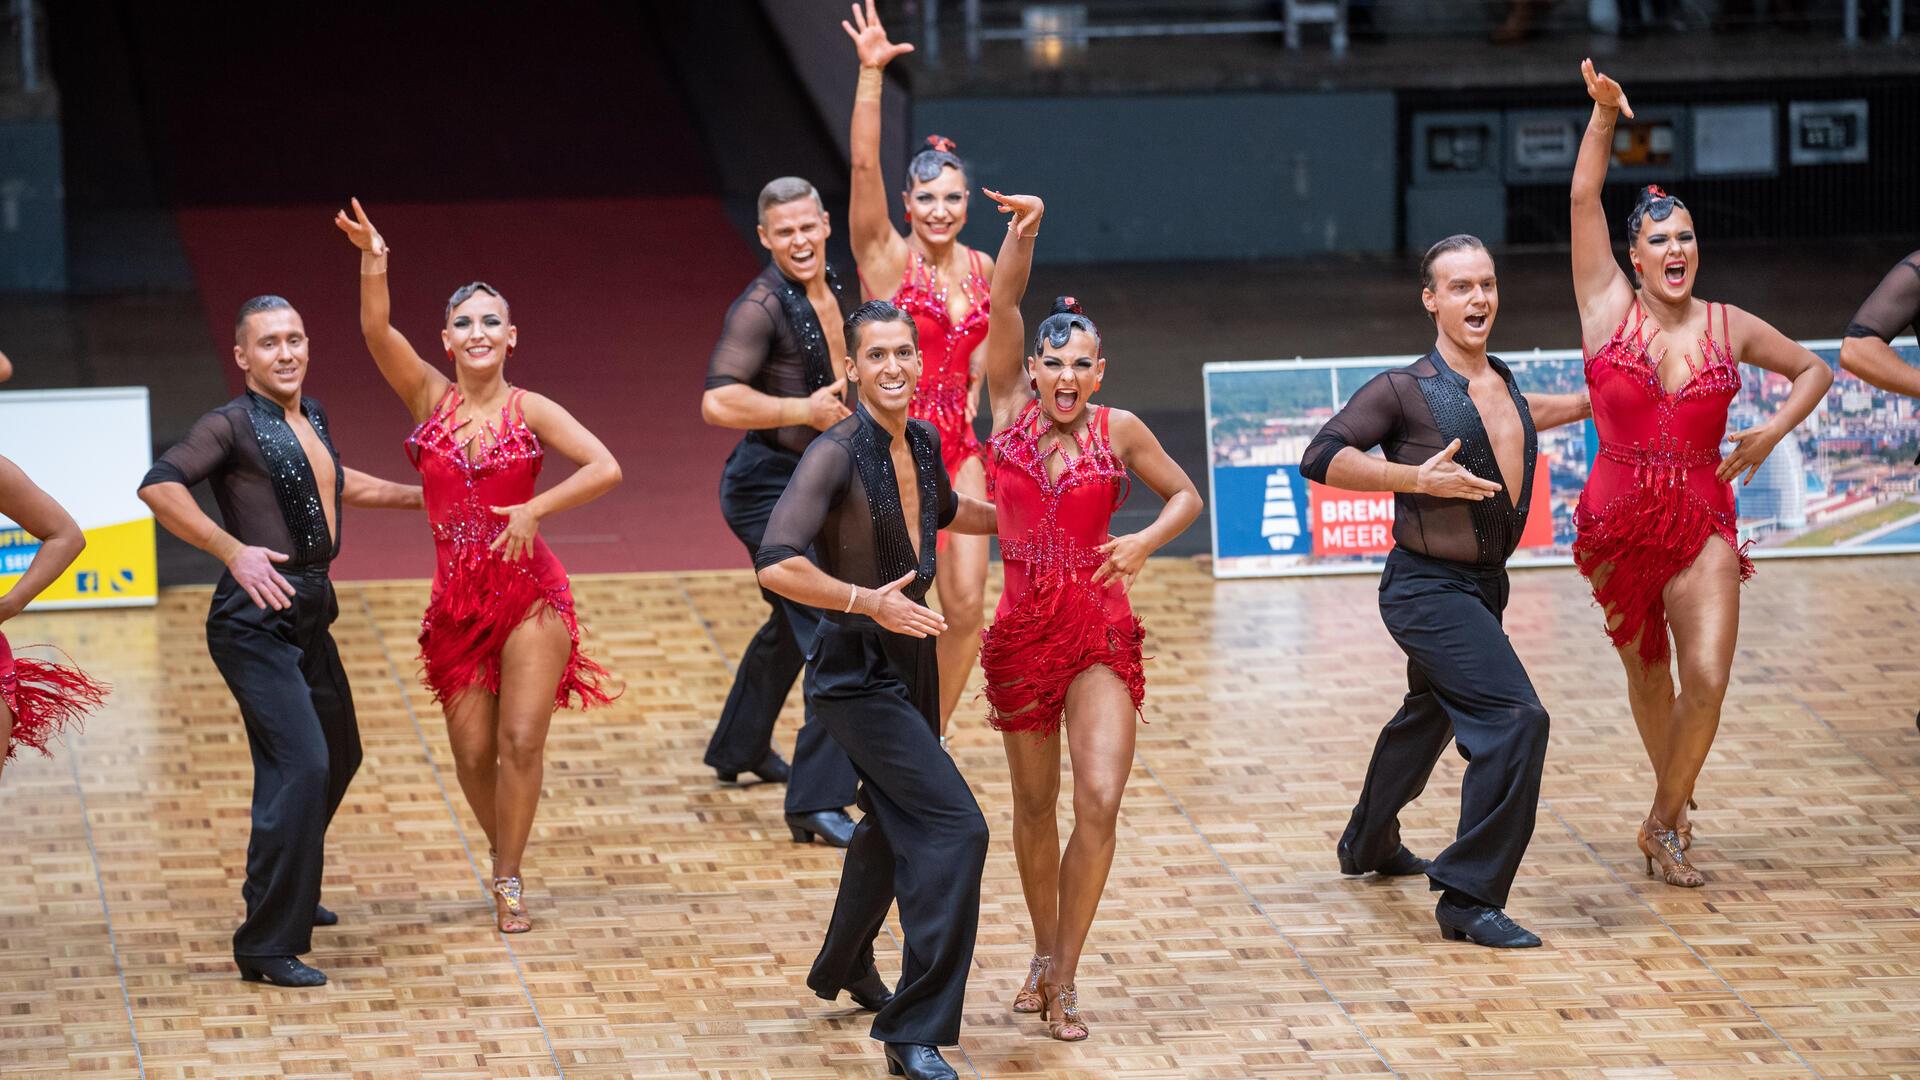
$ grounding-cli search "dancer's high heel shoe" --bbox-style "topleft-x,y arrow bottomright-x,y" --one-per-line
1678,795 -> 1697,851
488,848 -> 532,933
1639,816 -> 1705,888
1039,981 -> 1088,1042
1011,954 -> 1049,1013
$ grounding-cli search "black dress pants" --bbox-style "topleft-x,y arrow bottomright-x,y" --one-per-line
1340,547 -> 1550,909
206,567 -> 361,958
805,619 -> 988,1047
706,437 -> 858,815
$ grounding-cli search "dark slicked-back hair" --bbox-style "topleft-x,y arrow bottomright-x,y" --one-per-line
445,281 -> 508,323
1419,234 -> 1489,291
1033,295 -> 1099,356
844,299 -> 919,355
906,134 -> 967,188
234,294 -> 296,342
1626,184 -> 1686,245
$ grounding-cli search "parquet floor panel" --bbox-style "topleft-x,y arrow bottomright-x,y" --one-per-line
2,556 -> 1918,1076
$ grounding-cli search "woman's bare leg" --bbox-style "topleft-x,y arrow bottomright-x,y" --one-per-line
934,455 -> 989,735
1049,667 -> 1136,989
1589,560 -> 1685,832
1651,539 -> 1741,827
490,609 -> 571,880
1001,723 -> 1063,962
443,688 -> 502,852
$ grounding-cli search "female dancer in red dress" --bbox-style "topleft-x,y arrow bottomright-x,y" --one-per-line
1571,62 -> 1831,887
336,199 -> 621,932
978,191 -> 1202,1040
0,452 -> 108,782
843,0 -> 992,743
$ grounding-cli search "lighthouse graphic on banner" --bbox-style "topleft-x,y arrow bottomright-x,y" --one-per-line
1263,469 -> 1303,551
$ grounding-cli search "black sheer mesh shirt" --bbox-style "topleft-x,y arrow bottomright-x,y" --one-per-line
705,263 -> 853,455
754,407 -> 957,611
1846,250 -> 1920,342
139,391 -> 343,568
1299,352 -> 1537,567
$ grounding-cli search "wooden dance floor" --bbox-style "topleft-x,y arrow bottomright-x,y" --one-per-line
3,556 -> 1918,1078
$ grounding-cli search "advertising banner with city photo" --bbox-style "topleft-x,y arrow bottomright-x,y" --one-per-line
0,387 -> 158,608
1204,337 -> 1920,578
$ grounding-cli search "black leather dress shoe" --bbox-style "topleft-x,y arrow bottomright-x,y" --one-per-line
843,964 -> 894,1011
313,904 -> 338,927
1338,840 -> 1431,877
237,955 -> 328,987
717,750 -> 791,785
883,1042 -> 956,1080
1435,897 -> 1542,948
786,808 -> 855,847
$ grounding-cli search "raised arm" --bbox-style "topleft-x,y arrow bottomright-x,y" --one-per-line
1717,306 -> 1834,485
341,467 -> 424,511
1092,410 -> 1203,592
1839,253 -> 1920,397
982,190 -> 1043,432
0,454 -> 84,624
334,197 -> 446,421
843,0 -> 914,290
1571,59 -> 1637,346
484,392 -> 622,563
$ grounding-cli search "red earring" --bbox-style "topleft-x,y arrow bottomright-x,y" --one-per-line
506,344 -> 515,359
1029,377 -> 1038,392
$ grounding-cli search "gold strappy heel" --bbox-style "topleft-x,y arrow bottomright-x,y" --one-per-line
492,875 -> 532,933
1012,955 -> 1049,1013
1639,817 -> 1704,888
1039,981 -> 1088,1042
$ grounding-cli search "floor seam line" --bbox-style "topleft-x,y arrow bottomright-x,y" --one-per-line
354,588 -> 567,1079
65,747 -> 148,1080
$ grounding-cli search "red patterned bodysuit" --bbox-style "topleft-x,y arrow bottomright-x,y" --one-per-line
878,248 -> 990,482
1574,300 -> 1754,664
980,403 -> 1145,736
406,387 -> 612,709
0,632 -> 107,762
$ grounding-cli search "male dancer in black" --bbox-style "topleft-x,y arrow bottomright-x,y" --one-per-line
1301,235 -> 1589,948
757,300 -> 996,1080
139,295 -> 421,987
1837,247 -> 1920,731
701,176 -> 860,846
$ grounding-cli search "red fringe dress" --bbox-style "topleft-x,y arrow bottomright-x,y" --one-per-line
980,403 -> 1145,736
1574,300 -> 1755,664
405,387 -> 613,709
870,248 -> 991,484
0,631 -> 108,762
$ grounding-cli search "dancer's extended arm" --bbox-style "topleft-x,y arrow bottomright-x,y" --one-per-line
1839,254 -> 1920,397
1094,410 -> 1202,592
137,412 -> 295,610
0,454 -> 84,624
1524,391 -> 1592,431
342,468 -> 424,510
1572,59 -> 1636,346
334,197 -> 447,421
982,191 -> 1043,433
486,393 -> 622,563
843,0 -> 914,295
701,294 -> 850,431
1302,375 -> 1502,500
1717,309 -> 1833,485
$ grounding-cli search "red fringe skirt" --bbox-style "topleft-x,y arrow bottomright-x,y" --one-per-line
0,634 -> 109,762
1573,485 -> 1754,665
418,542 -> 614,711
980,577 -> 1146,738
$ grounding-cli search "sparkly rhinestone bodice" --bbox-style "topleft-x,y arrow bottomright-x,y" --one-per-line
889,248 -> 989,469
405,386 -> 543,546
989,402 -> 1128,587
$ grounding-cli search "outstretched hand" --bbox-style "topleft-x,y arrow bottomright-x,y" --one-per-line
866,570 -> 946,638
984,189 -> 1044,238
1580,58 -> 1634,118
1416,439 -> 1503,501
843,0 -> 914,69
332,197 -> 388,256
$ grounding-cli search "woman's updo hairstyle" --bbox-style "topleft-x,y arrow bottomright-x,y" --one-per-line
1625,184 -> 1685,245
1033,296 -> 1100,355
906,134 -> 968,187
446,280 -> 508,323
